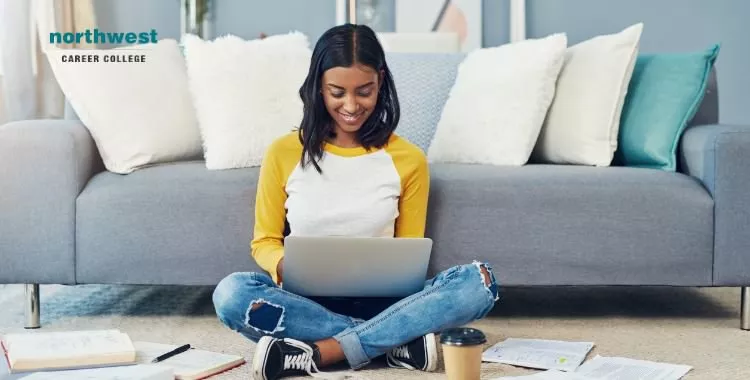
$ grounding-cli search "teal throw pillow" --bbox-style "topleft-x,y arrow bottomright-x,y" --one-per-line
615,44 -> 720,170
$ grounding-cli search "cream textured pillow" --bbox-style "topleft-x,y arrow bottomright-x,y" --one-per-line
533,23 -> 644,166
427,33 -> 568,166
46,39 -> 203,174
182,32 -> 312,170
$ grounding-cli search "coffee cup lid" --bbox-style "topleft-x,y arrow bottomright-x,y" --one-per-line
439,327 -> 487,346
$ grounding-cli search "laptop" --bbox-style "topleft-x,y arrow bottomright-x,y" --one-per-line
282,236 -> 433,298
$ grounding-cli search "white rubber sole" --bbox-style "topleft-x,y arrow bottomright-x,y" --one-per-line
424,333 -> 438,372
252,336 -> 275,380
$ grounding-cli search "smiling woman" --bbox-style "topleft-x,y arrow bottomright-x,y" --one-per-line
320,65 -> 380,142
211,24 -> 500,380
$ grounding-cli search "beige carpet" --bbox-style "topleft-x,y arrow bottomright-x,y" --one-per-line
0,284 -> 747,379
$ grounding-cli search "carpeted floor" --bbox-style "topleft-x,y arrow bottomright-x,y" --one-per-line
0,284 -> 747,379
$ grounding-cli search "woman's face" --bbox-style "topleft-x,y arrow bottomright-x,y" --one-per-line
321,64 -> 380,135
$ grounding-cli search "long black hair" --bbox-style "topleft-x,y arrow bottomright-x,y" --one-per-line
297,24 -> 400,173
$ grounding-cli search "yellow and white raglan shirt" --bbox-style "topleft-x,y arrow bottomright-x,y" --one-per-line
251,132 -> 430,284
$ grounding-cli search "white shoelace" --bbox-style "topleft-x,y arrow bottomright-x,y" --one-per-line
281,339 -> 357,380
386,344 -> 417,370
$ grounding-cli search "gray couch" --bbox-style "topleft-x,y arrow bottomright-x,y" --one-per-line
1,54 -> 749,330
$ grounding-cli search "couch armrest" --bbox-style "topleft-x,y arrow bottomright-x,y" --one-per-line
679,124 -> 750,285
0,120 -> 102,284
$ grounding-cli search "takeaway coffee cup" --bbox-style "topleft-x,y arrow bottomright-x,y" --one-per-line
440,327 -> 487,380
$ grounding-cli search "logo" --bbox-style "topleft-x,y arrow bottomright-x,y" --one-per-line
50,29 -> 159,64
49,29 -> 158,45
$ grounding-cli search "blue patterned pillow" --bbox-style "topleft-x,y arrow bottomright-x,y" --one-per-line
386,53 -> 466,152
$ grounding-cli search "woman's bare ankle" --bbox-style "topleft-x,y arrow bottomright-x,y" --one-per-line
314,338 -> 346,367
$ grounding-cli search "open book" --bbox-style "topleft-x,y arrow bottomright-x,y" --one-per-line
1,330 -> 136,373
134,342 -> 246,380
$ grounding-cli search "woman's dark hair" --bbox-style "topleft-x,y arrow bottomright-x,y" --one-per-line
298,24 -> 400,173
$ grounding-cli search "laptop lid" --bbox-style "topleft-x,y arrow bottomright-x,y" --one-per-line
282,236 -> 433,298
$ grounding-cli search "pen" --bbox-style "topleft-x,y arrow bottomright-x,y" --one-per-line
151,344 -> 191,363
431,0 -> 451,31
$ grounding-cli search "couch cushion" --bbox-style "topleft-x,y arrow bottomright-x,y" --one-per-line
425,164 -> 714,286
76,161 -> 715,287
76,161 -> 261,285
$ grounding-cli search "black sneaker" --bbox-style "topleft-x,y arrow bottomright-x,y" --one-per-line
252,336 -> 325,380
386,333 -> 438,372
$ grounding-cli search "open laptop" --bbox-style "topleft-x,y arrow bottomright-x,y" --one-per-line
282,236 -> 433,298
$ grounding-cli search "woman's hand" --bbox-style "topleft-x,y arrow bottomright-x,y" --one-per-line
276,258 -> 284,284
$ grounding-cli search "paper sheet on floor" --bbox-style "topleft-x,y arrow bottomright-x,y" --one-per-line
482,338 -> 595,371
490,355 -> 692,380
574,355 -> 692,379
17,364 -> 173,380
491,369 -> 590,379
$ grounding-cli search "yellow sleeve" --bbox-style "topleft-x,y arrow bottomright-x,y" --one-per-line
389,138 -> 431,238
251,133 -> 300,284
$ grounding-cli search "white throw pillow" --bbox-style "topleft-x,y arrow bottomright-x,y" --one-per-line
427,33 -> 568,166
46,39 -> 203,174
533,23 -> 644,166
182,32 -> 312,170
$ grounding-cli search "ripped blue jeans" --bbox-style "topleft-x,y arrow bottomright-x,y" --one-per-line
212,262 -> 499,369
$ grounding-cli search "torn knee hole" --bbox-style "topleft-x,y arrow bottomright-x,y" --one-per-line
473,262 -> 500,302
472,261 -> 492,287
480,266 -> 492,286
245,299 -> 286,334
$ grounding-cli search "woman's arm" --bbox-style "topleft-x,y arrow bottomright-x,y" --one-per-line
251,142 -> 290,284
394,150 -> 430,238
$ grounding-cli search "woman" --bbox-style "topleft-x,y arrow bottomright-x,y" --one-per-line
213,24 -> 499,380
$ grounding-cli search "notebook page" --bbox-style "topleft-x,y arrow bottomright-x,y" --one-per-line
134,342 -> 244,377
483,338 -> 595,372
575,356 -> 692,380
3,330 -> 134,361
491,370 -> 591,379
